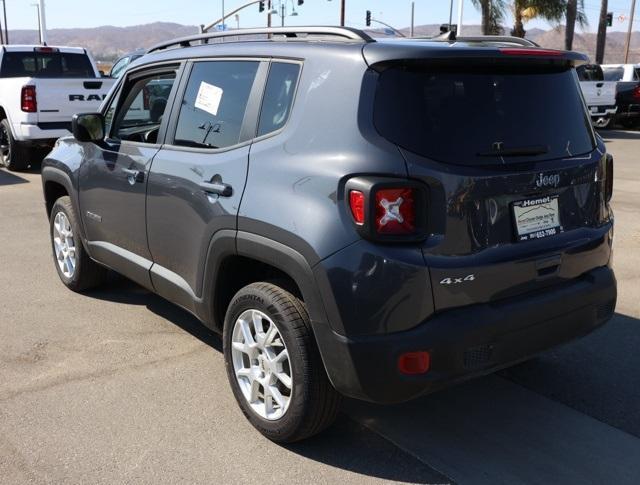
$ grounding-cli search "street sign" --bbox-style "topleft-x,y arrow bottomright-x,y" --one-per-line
216,24 -> 228,31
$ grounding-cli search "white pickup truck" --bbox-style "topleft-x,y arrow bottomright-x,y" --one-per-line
0,45 -> 116,170
576,64 -> 617,129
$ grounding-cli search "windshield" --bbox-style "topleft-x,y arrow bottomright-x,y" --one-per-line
374,64 -> 595,165
602,67 -> 625,81
0,51 -> 94,78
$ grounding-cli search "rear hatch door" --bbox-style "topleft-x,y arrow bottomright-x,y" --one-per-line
368,50 -> 612,311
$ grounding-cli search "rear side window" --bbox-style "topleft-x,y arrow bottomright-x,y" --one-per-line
174,61 -> 259,149
374,64 -> 595,165
577,64 -> 604,81
0,52 -> 94,78
257,62 -> 300,137
602,67 -> 625,81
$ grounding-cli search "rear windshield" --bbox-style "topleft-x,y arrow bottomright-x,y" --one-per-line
374,64 -> 595,165
602,67 -> 625,81
0,51 -> 94,78
577,64 -> 604,81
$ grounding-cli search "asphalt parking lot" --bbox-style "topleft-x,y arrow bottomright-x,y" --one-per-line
1,130 -> 639,484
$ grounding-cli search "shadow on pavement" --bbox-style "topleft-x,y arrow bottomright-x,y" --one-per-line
499,311 -> 640,438
85,274 -> 452,483
0,169 -> 30,186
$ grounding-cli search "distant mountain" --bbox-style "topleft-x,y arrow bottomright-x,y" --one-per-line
6,22 -> 199,60
3,21 -> 639,64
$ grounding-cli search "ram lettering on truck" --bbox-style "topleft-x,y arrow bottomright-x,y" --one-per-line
69,94 -> 108,102
0,45 -> 116,171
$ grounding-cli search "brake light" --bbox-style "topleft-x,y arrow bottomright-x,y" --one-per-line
398,351 -> 430,375
34,46 -> 59,53
142,86 -> 151,110
21,85 -> 37,113
499,48 -> 563,57
375,188 -> 416,234
349,190 -> 365,225
605,154 -> 614,203
632,86 -> 640,101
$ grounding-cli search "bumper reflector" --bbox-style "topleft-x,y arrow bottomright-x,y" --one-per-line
398,351 -> 430,375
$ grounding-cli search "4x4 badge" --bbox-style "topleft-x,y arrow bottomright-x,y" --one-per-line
440,274 -> 476,285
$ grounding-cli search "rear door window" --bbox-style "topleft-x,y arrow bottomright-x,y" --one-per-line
257,62 -> 300,137
374,64 -> 595,165
173,61 -> 259,149
0,51 -> 94,78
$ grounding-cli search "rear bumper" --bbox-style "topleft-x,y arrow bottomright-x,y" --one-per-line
13,122 -> 70,142
588,105 -> 617,117
315,266 -> 616,403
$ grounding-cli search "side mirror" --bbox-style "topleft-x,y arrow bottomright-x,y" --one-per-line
72,113 -> 105,143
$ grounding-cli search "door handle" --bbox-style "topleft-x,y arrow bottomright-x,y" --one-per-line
200,180 -> 233,197
122,168 -> 144,184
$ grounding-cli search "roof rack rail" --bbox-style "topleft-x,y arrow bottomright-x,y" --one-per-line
456,36 -> 539,47
147,26 -> 375,54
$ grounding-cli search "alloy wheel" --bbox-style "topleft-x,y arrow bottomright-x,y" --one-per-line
53,211 -> 76,279
0,124 -> 10,167
231,309 -> 293,420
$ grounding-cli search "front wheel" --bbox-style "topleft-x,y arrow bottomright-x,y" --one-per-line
223,282 -> 341,442
49,196 -> 107,292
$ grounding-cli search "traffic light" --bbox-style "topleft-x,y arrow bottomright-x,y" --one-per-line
297,0 -> 304,5
366,10 -> 372,27
606,12 -> 613,27
259,1 -> 265,13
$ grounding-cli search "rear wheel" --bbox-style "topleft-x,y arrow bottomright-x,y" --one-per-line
49,196 -> 107,291
0,119 -> 30,171
621,118 -> 639,130
223,282 -> 341,442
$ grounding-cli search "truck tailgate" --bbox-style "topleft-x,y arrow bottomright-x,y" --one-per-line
35,78 -> 116,122
580,81 -> 616,107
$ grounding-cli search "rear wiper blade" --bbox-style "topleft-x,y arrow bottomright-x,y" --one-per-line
477,145 -> 549,157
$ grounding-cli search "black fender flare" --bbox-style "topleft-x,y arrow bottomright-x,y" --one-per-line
41,165 -> 90,249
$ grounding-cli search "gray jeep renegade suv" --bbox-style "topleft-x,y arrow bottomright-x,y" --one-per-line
41,27 -> 616,442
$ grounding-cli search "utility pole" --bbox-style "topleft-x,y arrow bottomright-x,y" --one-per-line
38,0 -> 47,44
0,16 -> 4,45
449,0 -> 455,30
624,0 -> 637,63
456,0 -> 464,36
2,0 -> 8,44
340,0 -> 345,27
31,4 -> 42,44
410,2 -> 414,37
222,0 -> 225,30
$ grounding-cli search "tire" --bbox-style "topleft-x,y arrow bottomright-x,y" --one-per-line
621,119 -> 639,130
0,118 -> 31,171
223,282 -> 341,442
49,196 -> 107,292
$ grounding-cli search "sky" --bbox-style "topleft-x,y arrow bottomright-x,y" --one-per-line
1,0 -> 638,34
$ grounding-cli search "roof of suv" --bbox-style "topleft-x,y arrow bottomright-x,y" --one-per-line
132,26 -> 588,69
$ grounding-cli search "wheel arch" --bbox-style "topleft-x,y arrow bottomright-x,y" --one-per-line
203,231 -> 329,335
41,166 -> 88,244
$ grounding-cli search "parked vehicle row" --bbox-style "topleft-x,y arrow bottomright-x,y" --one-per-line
576,64 -> 618,128
0,45 -> 115,170
40,28 -> 616,442
602,63 -> 640,129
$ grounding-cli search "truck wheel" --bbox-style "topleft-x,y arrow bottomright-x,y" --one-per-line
49,196 -> 107,292
0,119 -> 30,171
223,282 -> 341,442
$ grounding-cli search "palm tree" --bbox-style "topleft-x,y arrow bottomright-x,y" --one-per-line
471,0 -> 507,35
595,0 -> 608,63
565,0 -> 589,49
512,0 -> 566,38
472,1 -> 587,40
